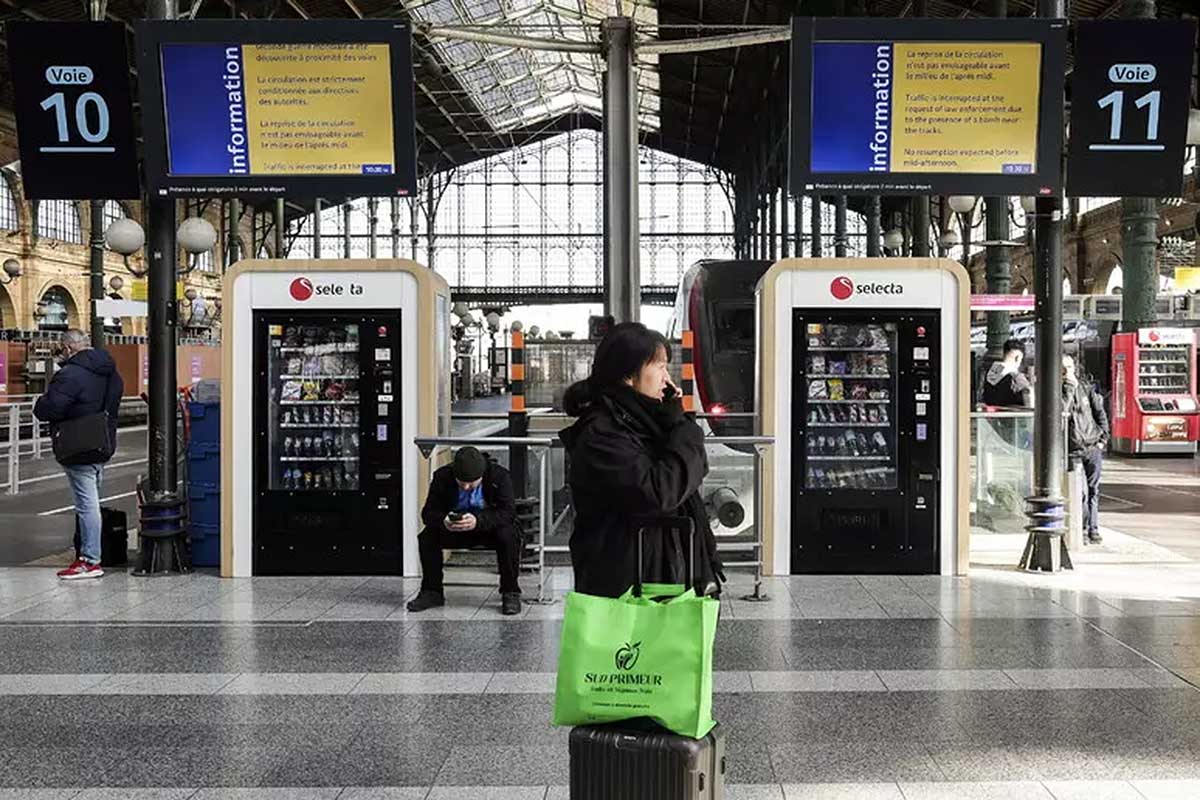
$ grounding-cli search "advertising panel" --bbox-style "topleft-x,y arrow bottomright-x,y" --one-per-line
137,20 -> 417,198
790,18 -> 1066,196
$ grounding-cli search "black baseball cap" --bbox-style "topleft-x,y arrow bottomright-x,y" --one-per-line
452,446 -> 487,482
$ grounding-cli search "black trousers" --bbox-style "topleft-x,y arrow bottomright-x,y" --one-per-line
1079,446 -> 1103,535
418,525 -> 522,595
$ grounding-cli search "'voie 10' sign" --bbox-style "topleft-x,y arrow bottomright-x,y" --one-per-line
5,22 -> 140,200
1067,19 -> 1197,198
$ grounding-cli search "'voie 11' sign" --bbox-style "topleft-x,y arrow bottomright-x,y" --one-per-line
1067,19 -> 1197,198
5,22 -> 140,200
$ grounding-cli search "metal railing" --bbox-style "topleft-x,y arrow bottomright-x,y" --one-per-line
414,435 -> 555,604
417,430 -> 775,602
0,396 -> 146,495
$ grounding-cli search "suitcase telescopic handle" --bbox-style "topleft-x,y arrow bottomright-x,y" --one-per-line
633,515 -> 697,598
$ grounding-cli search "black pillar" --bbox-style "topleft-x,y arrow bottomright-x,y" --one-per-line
89,200 -> 105,348
865,196 -> 881,257
834,196 -> 848,257
911,198 -> 931,258
984,197 -> 1013,358
810,196 -> 822,258
274,198 -> 284,257
313,198 -> 323,259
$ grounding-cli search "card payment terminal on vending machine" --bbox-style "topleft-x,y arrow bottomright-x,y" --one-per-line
222,261 -> 451,578
758,259 -> 970,576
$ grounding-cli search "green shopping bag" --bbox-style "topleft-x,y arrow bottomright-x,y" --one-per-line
552,582 -> 720,739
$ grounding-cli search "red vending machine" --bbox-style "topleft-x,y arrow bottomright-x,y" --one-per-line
1111,328 -> 1200,455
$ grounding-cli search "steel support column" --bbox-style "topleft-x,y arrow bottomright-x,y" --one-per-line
984,197 -> 1012,358
865,196 -> 881,257
227,198 -> 240,267
834,196 -> 848,257
1118,1 -> 1159,331
342,201 -> 352,259
274,198 -> 284,257
794,195 -> 803,255
780,187 -> 790,259
368,197 -> 379,259
810,196 -> 822,257
313,198 -> 323,258
911,197 -> 931,257
1021,0 -> 1071,573
601,16 -> 638,323
89,200 -> 105,348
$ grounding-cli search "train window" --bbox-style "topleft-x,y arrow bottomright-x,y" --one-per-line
713,303 -> 755,352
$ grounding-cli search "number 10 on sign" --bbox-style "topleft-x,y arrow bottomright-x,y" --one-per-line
38,91 -> 114,154
1093,89 -> 1163,152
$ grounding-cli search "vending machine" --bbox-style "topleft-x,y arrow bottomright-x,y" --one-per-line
253,313 -> 401,574
758,259 -> 970,576
223,260 -> 451,578
1110,328 -> 1199,455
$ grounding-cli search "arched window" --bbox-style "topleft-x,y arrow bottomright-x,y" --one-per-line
0,176 -> 17,231
35,200 -> 83,243
102,201 -> 124,227
37,286 -> 76,330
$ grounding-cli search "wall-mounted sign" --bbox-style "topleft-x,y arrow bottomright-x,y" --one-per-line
1138,327 -> 1195,346
136,19 -> 418,198
6,22 -> 140,200
789,18 -> 1065,196
1067,20 -> 1196,198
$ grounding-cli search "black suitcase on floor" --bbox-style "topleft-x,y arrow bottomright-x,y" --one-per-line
73,507 -> 128,567
569,719 -> 726,800
568,517 -> 724,799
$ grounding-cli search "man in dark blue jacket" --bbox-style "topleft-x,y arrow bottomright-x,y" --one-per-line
407,447 -> 522,615
33,330 -> 124,579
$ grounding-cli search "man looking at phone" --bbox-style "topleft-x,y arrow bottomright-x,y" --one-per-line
408,446 -> 522,615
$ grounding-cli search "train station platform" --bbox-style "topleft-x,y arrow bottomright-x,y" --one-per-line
0,458 -> 1198,798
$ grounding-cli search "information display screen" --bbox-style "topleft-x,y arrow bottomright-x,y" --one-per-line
790,18 -> 1065,196
137,20 -> 417,198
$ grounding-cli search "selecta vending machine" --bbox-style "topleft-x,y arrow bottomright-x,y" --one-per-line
1111,328 -> 1199,455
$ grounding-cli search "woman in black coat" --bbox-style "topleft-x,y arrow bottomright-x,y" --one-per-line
559,322 -> 724,598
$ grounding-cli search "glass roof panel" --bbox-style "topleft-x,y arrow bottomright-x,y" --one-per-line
405,0 -> 659,133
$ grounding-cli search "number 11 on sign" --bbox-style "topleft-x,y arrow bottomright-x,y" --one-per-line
1092,89 -> 1164,152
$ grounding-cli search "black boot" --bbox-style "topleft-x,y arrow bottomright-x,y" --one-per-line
501,592 -> 522,616
407,590 -> 445,612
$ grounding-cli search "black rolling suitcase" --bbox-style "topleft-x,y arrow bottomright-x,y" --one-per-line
567,517 -> 725,800
569,719 -> 726,800
73,507 -> 128,567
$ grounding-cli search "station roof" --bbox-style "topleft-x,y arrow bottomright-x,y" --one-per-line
0,0 -> 1194,182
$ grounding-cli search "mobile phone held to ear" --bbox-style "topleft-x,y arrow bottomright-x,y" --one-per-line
663,383 -> 678,400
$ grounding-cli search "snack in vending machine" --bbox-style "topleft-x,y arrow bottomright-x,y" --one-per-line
808,355 -> 827,374
829,359 -> 848,376
301,381 -> 320,401
872,432 -> 888,454
866,406 -> 879,423
281,381 -> 303,401
807,323 -> 824,348
283,436 -> 294,457
282,409 -> 294,425
849,404 -> 861,423
828,379 -> 845,401
856,431 -> 870,454
808,380 -> 830,399
879,405 -> 889,424
850,383 -> 869,400
303,471 -> 314,490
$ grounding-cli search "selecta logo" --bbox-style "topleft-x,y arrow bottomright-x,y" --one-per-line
290,277 -> 314,301
287,276 -> 364,301
615,641 -> 641,671
830,276 -> 854,300
830,275 -> 903,300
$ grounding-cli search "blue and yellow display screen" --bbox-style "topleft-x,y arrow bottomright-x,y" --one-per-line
160,42 -> 396,177
809,40 -> 1042,175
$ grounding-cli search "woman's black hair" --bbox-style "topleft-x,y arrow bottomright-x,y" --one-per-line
563,322 -> 670,416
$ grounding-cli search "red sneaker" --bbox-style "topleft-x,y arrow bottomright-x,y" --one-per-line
57,560 -> 104,580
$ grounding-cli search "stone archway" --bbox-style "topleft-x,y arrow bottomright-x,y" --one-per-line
1091,252 -> 1123,296
0,283 -> 15,330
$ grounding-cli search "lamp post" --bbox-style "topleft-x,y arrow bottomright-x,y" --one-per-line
882,228 -> 904,256
0,258 -> 21,286
948,195 -> 977,270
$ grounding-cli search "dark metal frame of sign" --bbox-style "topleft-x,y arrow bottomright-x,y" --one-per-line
135,19 -> 418,199
1066,19 -> 1198,199
6,21 -> 141,200
789,17 -> 1067,197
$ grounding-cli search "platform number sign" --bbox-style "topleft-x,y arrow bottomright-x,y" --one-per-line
6,22 -> 140,200
1067,20 -> 1197,198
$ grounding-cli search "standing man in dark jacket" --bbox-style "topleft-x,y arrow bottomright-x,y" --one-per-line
560,323 -> 723,599
1063,354 -> 1109,545
33,330 -> 123,579
982,338 -> 1033,408
407,446 -> 522,615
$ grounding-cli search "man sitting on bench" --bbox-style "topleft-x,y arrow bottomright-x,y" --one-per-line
407,446 -> 522,616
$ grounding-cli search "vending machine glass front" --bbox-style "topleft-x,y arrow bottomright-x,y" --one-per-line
268,321 -> 362,493
802,321 -> 898,490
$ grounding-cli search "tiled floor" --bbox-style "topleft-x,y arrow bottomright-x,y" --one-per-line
0,561 -> 1199,795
